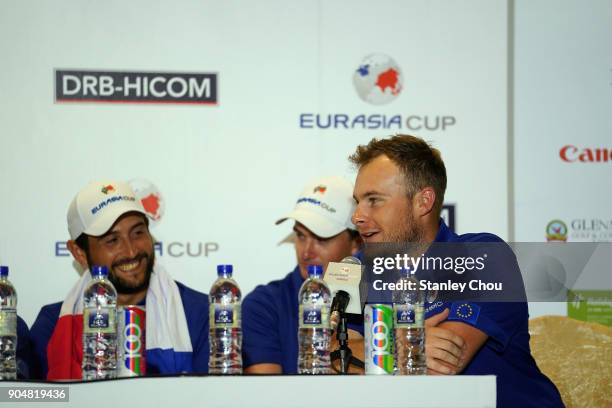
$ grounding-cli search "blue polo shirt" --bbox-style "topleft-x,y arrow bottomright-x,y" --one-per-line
29,281 -> 209,379
242,267 -> 362,374
16,316 -> 33,379
427,221 -> 563,407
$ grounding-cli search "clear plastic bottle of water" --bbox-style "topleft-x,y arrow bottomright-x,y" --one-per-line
208,264 -> 242,375
0,266 -> 17,380
82,265 -> 118,380
393,269 -> 426,375
297,264 -> 332,374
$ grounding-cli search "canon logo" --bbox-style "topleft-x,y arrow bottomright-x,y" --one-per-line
560,145 -> 611,163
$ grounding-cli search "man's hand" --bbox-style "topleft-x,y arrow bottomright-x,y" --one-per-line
425,309 -> 466,375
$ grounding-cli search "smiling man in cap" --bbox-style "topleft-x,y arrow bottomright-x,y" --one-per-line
30,180 -> 209,380
242,176 -> 362,374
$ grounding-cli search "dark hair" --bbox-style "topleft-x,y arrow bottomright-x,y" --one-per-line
75,234 -> 89,254
349,134 -> 447,215
348,229 -> 360,240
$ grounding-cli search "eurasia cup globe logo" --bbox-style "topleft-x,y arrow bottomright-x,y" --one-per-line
353,54 -> 403,105
129,179 -> 165,226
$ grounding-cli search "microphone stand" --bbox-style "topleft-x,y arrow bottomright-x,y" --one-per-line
331,311 -> 365,374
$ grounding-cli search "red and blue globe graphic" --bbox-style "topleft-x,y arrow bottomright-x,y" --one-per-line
353,54 -> 403,105
129,178 -> 165,226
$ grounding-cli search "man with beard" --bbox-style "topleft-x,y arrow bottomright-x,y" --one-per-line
350,135 -> 563,407
30,180 -> 209,380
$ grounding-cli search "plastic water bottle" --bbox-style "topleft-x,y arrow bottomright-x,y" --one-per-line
208,264 -> 242,374
82,265 -> 118,380
297,264 -> 332,374
393,269 -> 426,375
0,266 -> 17,380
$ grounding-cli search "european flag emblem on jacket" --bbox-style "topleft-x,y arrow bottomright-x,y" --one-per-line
449,302 -> 480,325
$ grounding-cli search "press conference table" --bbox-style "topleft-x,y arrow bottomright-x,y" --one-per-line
4,375 -> 496,408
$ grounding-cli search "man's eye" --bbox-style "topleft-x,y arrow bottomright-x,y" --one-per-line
105,238 -> 118,245
369,197 -> 379,204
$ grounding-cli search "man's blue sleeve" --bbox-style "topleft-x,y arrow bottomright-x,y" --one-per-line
29,303 -> 61,380
445,241 -> 527,351
446,300 -> 525,352
16,316 -> 33,379
176,283 -> 210,374
242,290 -> 282,367
189,311 -> 209,374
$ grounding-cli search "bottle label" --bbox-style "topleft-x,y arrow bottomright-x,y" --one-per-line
393,304 -> 424,328
84,307 -> 117,334
0,309 -> 16,336
210,304 -> 240,328
299,305 -> 329,328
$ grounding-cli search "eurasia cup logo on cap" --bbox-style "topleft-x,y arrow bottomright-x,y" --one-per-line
276,176 -> 356,239
313,185 -> 327,194
129,179 -> 165,225
353,54 -> 403,105
101,185 -> 116,194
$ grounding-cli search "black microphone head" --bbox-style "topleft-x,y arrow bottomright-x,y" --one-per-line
336,290 -> 350,310
330,290 -> 351,332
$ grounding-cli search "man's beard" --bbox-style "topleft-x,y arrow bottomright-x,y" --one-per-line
88,251 -> 155,294
384,206 -> 425,244
382,207 -> 429,261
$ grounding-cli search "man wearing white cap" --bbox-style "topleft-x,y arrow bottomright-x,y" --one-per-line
242,176 -> 362,374
30,180 -> 209,380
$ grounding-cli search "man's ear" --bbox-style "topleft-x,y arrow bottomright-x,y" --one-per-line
67,240 -> 89,269
413,187 -> 436,217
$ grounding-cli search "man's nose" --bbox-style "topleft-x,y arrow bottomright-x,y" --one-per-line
121,237 -> 138,259
302,239 -> 316,260
352,205 -> 367,227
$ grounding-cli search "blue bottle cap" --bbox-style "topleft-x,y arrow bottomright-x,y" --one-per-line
217,264 -> 233,277
91,265 -> 109,277
307,264 -> 323,278
399,267 -> 412,278
0,266 -> 8,277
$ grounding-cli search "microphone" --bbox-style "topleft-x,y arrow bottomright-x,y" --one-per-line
329,290 -> 350,332
324,256 -> 363,332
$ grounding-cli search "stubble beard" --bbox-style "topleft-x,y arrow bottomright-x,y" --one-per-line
385,206 -> 424,244
87,251 -> 155,295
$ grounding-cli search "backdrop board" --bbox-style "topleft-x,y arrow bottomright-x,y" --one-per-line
0,0 -> 508,326
514,0 -> 612,318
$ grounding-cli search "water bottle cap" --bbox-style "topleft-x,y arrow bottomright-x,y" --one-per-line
90,265 -> 109,277
0,266 -> 8,277
399,267 -> 412,277
307,264 -> 323,278
217,264 -> 233,277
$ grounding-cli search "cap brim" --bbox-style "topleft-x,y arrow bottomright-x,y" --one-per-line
275,209 -> 346,239
84,205 -> 148,237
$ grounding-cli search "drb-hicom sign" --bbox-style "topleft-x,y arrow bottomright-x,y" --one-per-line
55,70 -> 218,104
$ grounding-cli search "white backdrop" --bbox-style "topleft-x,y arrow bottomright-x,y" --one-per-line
515,0 -> 612,317
0,0 -> 548,327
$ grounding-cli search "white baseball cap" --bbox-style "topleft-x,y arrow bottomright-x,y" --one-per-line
67,180 -> 147,240
276,176 -> 357,238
